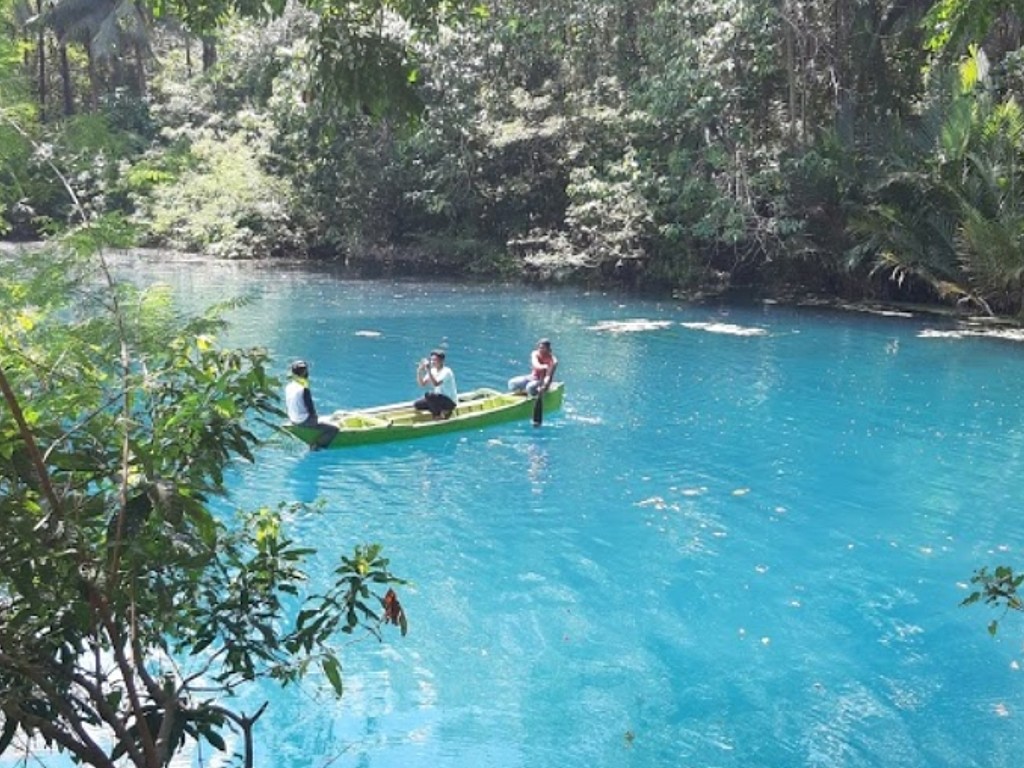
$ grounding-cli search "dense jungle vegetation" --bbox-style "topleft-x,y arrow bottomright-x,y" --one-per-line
2,0 -> 1024,313
5,3 -> 1024,766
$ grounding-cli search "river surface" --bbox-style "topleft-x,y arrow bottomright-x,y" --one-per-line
93,258 -> 1024,766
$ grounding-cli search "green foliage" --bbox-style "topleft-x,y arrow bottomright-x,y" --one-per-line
0,228 -> 407,767
843,98 -> 964,300
8,0 -> 1024,304
837,47 -> 1024,312
270,101 -> 406,253
958,208 -> 1024,311
547,145 -> 653,277
0,3 -> 30,100
633,0 -> 800,288
151,0 -> 288,31
470,88 -> 564,249
138,121 -> 302,258
0,118 -> 32,235
962,565 -> 1024,636
0,4 -> 39,236
60,111 -> 146,201
147,0 -> 476,123
847,45 -> 1024,313
639,0 -> 782,142
1,105 -> 150,237
311,18 -> 426,122
203,8 -> 316,113
922,0 -> 1022,59
173,0 -> 469,123
0,117 -> 76,237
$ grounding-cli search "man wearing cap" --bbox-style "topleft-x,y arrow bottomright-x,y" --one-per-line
285,360 -> 338,449
508,339 -> 558,396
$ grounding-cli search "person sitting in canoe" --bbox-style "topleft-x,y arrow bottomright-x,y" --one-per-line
284,360 -> 339,449
415,349 -> 458,419
508,338 -> 558,396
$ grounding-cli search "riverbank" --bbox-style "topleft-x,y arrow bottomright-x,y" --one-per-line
5,239 -> 1022,339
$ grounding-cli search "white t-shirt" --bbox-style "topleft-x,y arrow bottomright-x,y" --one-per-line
429,365 -> 457,402
285,379 -> 311,423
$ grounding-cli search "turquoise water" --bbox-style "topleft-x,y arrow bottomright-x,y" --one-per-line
141,262 -> 1024,766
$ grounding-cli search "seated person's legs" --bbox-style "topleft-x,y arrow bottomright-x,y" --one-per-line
508,374 -> 532,392
297,416 -> 338,450
415,393 -> 450,417
437,395 -> 455,418
314,422 -> 338,448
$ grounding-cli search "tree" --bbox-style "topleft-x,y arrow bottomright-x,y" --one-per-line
0,1 -> 39,234
148,0 -> 468,122
31,0 -> 154,114
843,47 -> 1024,315
0,147 -> 408,766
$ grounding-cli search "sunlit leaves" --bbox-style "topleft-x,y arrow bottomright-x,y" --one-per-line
1,237 -> 408,767
141,126 -> 298,257
923,0 -> 1022,59
958,45 -> 990,93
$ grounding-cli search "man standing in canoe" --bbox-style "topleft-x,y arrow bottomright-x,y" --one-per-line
415,349 -> 458,419
508,338 -> 558,396
284,360 -> 338,449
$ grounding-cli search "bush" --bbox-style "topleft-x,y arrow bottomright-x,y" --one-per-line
135,119 -> 302,257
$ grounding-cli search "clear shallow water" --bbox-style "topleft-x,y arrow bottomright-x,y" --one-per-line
131,261 -> 1024,766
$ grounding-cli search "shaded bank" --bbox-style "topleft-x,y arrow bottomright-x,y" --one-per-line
5,241 -> 1020,338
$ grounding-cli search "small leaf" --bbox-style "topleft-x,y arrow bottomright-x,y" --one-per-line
201,725 -> 227,752
322,656 -> 343,696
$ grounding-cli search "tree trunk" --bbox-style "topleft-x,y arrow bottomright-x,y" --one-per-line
135,40 -> 147,97
87,41 -> 99,111
202,37 -> 217,72
36,0 -> 46,122
59,43 -> 74,116
785,13 -> 796,144
834,0 -> 854,142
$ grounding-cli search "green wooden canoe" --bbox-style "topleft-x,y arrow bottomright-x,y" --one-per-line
282,382 -> 565,449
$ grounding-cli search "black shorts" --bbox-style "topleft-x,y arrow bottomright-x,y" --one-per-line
414,392 -> 456,417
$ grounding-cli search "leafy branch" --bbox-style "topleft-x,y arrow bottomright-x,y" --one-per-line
961,565 -> 1024,636
0,113 -> 409,768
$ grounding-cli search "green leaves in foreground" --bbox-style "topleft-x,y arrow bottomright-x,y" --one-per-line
961,565 -> 1024,636
0,238 -> 408,768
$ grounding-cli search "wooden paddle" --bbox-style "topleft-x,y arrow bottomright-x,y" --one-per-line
532,385 -> 544,426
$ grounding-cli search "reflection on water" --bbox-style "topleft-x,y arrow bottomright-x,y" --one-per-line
86,258 -> 1024,766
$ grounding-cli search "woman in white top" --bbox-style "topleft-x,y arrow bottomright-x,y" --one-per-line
414,349 -> 458,418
